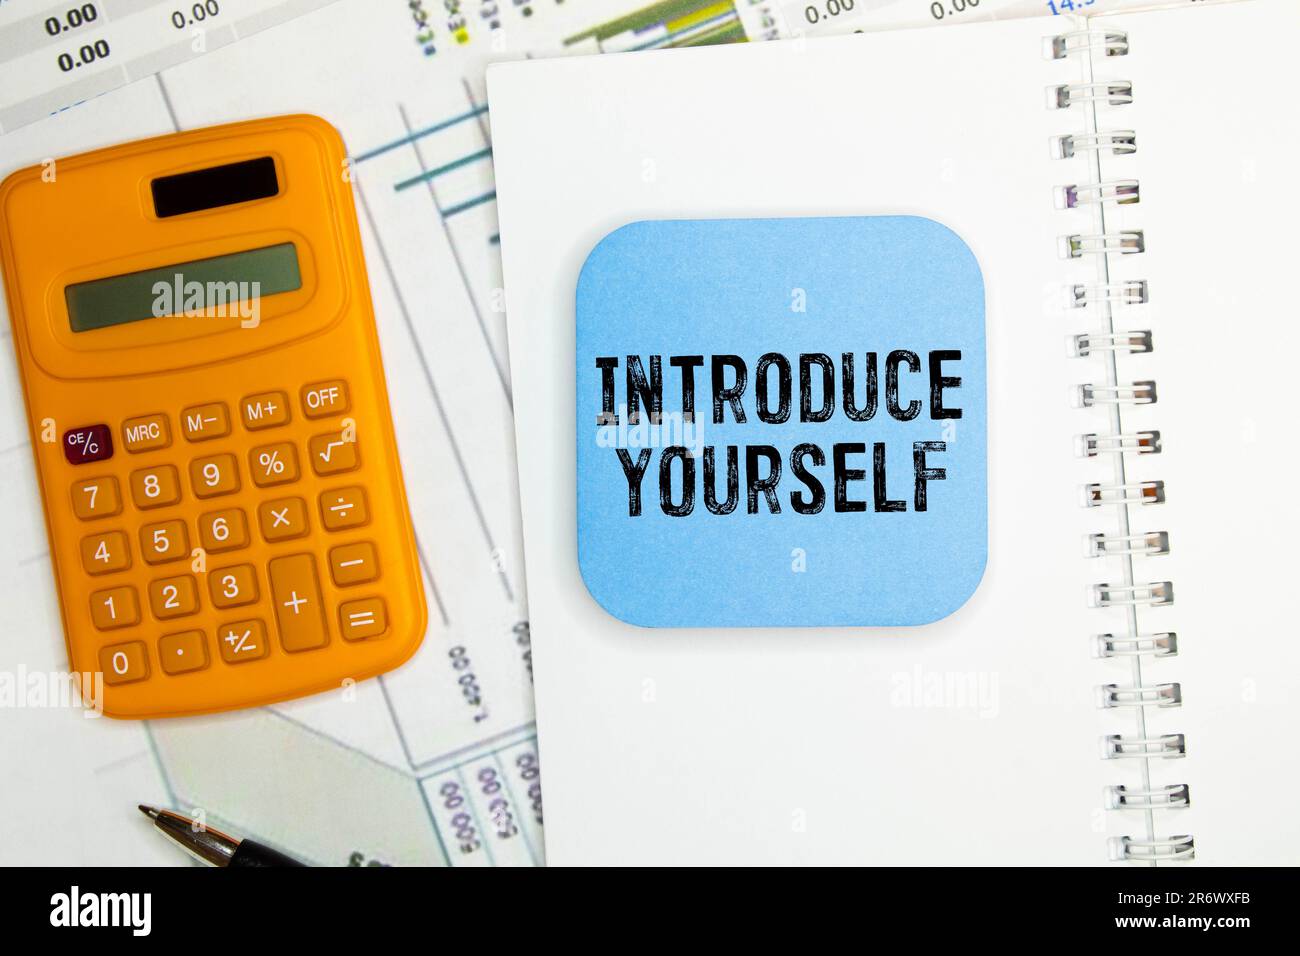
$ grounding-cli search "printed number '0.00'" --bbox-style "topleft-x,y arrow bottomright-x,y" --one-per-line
56,38 -> 109,72
805,0 -> 855,25
931,0 -> 981,20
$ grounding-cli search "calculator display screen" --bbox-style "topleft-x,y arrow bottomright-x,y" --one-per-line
64,242 -> 302,333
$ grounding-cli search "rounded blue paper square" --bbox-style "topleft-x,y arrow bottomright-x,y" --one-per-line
576,216 -> 987,627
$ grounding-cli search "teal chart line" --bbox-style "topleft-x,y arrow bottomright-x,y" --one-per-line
395,147 -> 493,191
441,190 -> 497,217
352,104 -> 490,163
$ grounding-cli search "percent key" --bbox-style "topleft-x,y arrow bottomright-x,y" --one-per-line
250,442 -> 299,487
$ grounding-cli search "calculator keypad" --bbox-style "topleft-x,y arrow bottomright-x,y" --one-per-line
130,465 -> 181,509
64,379 -> 393,700
90,585 -> 140,630
198,508 -> 249,552
181,402 -> 230,442
71,476 -> 122,520
329,542 -> 378,586
81,531 -> 131,575
241,391 -> 290,430
339,597 -> 386,641
309,430 -> 360,476
190,453 -> 241,498
100,641 -> 149,685
122,414 -> 171,453
63,424 -> 114,464
159,631 -> 208,675
301,380 -> 349,419
258,497 -> 308,541
218,619 -> 268,664
249,441 -> 299,487
209,564 -> 259,609
320,486 -> 368,531
269,553 -> 328,652
139,519 -> 188,565
149,574 -> 199,620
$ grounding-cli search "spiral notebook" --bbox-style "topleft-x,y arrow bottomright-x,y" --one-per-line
487,0 -> 1300,864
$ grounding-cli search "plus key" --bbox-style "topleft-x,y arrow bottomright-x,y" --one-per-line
268,553 -> 328,652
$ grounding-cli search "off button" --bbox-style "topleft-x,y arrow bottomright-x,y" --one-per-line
301,380 -> 349,419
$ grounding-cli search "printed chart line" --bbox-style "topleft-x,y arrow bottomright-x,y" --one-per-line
442,190 -> 498,217
490,748 -> 540,865
461,77 -> 492,145
453,762 -> 497,866
394,103 -> 512,405
410,721 -> 537,776
352,104 -> 490,163
395,146 -> 493,192
353,169 -> 516,602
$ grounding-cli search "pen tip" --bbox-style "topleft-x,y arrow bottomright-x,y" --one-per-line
138,804 -> 160,820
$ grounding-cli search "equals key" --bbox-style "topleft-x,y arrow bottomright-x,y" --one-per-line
340,597 -> 387,641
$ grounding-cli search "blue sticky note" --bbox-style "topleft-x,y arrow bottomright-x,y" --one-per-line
576,217 -> 986,627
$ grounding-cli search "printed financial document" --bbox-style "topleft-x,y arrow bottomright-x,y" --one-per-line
0,0 -> 1213,865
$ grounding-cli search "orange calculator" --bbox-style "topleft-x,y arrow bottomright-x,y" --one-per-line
0,115 -> 427,718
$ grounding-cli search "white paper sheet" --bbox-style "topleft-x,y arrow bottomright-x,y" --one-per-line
0,0 -> 1234,865
488,0 -> 1298,864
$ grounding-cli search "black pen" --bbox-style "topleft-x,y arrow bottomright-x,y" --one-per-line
138,805 -> 307,867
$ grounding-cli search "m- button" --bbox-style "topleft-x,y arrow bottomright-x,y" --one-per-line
302,380 -> 350,419
181,402 -> 230,442
241,391 -> 290,430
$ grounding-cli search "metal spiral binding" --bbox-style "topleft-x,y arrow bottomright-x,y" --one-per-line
1051,131 -> 1138,160
1102,733 -> 1185,760
1050,28 -> 1191,863
1093,633 -> 1177,659
1086,530 -> 1169,557
1089,582 -> 1173,608
1069,280 -> 1147,308
1076,432 -> 1161,457
1059,180 -> 1141,208
1111,835 -> 1195,863
1106,784 -> 1190,810
1051,81 -> 1134,108
1082,480 -> 1164,507
1076,381 -> 1157,408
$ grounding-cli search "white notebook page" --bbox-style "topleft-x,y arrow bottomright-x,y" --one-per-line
1092,0 -> 1300,864
493,17 -> 1111,866
488,1 -> 1295,864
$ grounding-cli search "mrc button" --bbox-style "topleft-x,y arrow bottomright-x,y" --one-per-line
121,413 -> 171,453
302,380 -> 349,419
